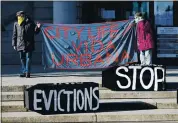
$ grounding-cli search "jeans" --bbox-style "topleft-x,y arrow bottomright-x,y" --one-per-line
19,51 -> 32,73
140,49 -> 152,65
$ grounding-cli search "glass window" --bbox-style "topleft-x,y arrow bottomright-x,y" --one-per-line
101,8 -> 115,20
141,2 -> 149,19
154,1 -> 173,26
132,2 -> 149,19
132,2 -> 139,15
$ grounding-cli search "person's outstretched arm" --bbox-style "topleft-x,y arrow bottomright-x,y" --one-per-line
34,22 -> 41,34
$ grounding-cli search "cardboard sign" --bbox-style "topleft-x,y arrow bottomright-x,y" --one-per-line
24,82 -> 99,115
102,65 -> 166,91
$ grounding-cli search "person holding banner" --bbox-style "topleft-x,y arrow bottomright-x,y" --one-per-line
134,12 -> 154,65
12,11 -> 41,78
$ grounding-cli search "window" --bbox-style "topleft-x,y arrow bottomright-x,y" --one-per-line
132,2 -> 149,20
154,1 -> 173,26
101,8 -> 115,21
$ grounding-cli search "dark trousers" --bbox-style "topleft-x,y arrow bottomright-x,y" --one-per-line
19,51 -> 32,73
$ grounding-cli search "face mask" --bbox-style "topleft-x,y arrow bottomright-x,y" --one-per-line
134,17 -> 139,23
18,16 -> 25,25
135,17 -> 142,23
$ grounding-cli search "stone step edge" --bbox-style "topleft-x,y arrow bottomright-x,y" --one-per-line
2,109 -> 178,122
2,91 -> 177,95
2,84 -> 178,92
2,99 -> 178,106
2,99 -> 178,112
1,85 -> 107,92
2,91 -> 177,101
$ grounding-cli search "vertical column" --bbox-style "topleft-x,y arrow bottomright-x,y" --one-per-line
53,1 -> 78,24
173,1 -> 178,26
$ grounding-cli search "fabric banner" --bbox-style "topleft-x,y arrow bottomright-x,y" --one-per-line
41,20 -> 138,69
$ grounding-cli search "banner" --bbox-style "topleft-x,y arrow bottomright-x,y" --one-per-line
41,20 -> 138,69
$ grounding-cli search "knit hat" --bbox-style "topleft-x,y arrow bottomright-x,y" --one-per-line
135,12 -> 143,18
16,11 -> 25,17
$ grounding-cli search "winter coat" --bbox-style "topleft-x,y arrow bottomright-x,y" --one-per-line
136,20 -> 154,51
12,17 -> 40,52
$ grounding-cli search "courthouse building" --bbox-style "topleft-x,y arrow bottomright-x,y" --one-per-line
1,1 -> 178,65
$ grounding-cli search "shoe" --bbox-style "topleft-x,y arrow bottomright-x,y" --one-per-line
19,73 -> 26,77
26,73 -> 30,78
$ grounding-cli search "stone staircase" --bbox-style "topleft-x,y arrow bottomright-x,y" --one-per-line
2,85 -> 178,122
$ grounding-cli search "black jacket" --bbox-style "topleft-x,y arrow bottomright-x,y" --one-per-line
12,17 -> 40,52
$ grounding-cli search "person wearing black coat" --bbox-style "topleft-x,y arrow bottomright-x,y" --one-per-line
12,11 -> 41,78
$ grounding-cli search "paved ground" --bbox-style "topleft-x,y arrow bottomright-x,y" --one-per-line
1,65 -> 102,86
1,65 -> 178,86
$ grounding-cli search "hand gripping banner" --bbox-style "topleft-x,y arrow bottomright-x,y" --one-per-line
41,20 -> 138,69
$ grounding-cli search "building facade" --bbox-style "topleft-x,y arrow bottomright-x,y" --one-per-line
1,1 -> 178,65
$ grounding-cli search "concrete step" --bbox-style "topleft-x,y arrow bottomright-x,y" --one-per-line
1,74 -> 178,87
2,109 -> 178,122
2,101 -> 27,112
1,85 -> 107,92
95,109 -> 178,122
99,90 -> 177,99
2,91 -> 177,101
2,92 -> 24,101
2,99 -> 178,112
2,81 -> 178,92
2,86 -> 25,92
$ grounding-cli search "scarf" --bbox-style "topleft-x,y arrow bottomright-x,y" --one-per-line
18,16 -> 25,25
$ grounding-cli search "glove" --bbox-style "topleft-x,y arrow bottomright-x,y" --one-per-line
36,22 -> 41,28
13,46 -> 16,50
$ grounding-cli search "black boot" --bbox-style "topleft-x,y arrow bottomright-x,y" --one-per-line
19,73 -> 26,77
26,73 -> 30,78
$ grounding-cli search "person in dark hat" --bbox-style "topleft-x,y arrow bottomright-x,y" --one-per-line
12,11 -> 41,78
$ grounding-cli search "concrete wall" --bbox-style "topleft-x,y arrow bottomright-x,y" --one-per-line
53,1 -> 78,24
32,1 -> 53,65
1,1 -> 53,65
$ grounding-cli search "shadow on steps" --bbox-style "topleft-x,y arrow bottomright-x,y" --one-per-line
98,101 -> 157,112
29,101 -> 157,115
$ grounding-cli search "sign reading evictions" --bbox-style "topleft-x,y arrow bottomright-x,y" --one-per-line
24,82 -> 99,115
